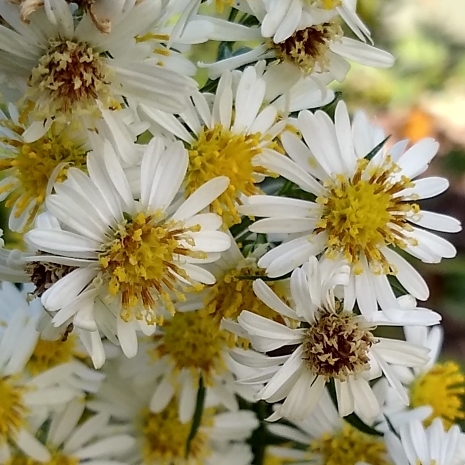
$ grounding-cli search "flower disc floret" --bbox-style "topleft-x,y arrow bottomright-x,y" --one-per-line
268,21 -> 343,74
5,454 -> 79,465
0,125 -> 87,228
99,212 -> 205,323
311,424 -> 390,465
28,38 -> 114,118
410,362 -> 465,428
0,377 -> 29,443
141,400 -> 211,465
316,157 -> 419,273
187,124 -> 264,226
153,309 -> 233,384
302,310 -> 376,381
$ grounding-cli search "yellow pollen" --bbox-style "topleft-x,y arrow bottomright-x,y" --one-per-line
214,0 -> 234,12
263,451 -> 297,465
205,263 -> 294,346
302,309 -> 376,381
0,126 -> 87,226
0,376 -> 29,443
410,362 -> 465,429
304,0 -> 342,8
311,424 -> 391,465
268,21 -> 343,74
26,335 -> 79,375
187,124 -> 264,226
5,453 -> 79,465
99,212 -> 205,324
315,157 -> 418,274
27,38 -> 115,119
151,309 -> 233,386
140,400 -> 212,465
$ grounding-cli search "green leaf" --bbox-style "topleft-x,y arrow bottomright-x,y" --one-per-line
343,413 -> 384,437
185,376 -> 206,458
327,380 -> 383,437
365,135 -> 390,161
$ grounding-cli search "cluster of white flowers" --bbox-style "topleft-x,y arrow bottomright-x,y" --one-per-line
0,0 -> 463,464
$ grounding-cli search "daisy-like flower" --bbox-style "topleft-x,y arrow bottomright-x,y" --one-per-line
200,1 -> 394,82
0,104 -> 88,231
0,282 -> 101,463
382,322 -> 465,429
140,64 -> 332,226
24,137 -> 231,362
240,101 -> 461,316
229,258 -> 439,421
247,0 -> 372,43
0,0 -> 197,140
3,398 -> 135,465
385,418 -> 463,465
265,389 -> 391,465
88,362 -> 258,465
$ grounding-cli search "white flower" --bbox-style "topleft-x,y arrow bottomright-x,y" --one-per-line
0,0 -> 197,140
240,101 -> 461,316
88,361 -> 258,465
24,136 -> 231,365
200,1 -> 394,82
228,258 -> 438,421
0,282 -> 102,462
385,418 -> 463,465
266,389 -> 390,465
140,64 -> 333,226
4,398 -> 135,465
256,0 -> 372,43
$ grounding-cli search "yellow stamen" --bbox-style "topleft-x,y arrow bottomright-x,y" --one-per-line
99,212 -> 205,324
187,124 -> 264,226
311,424 -> 390,465
410,362 -> 465,429
141,400 -> 212,465
0,376 -> 29,443
151,309 -> 233,386
315,157 -> 418,274
0,125 -> 87,226
26,336 -> 81,375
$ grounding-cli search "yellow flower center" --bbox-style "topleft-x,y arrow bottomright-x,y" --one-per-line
214,0 -> 234,12
99,212 -> 205,324
5,453 -> 79,465
140,400 -> 212,465
187,124 -> 264,226
0,126 -> 87,226
27,38 -> 117,120
26,336 -> 79,376
410,362 -> 465,429
302,310 -> 375,381
304,0 -> 342,7
152,309 -> 233,385
0,377 -> 29,443
311,424 -> 391,465
268,21 -> 343,74
316,157 -> 418,274
205,263 -> 289,322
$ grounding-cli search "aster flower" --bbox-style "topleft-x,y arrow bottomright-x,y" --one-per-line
228,258 -> 439,421
140,64 -> 331,226
4,398 -> 135,465
0,282 -> 101,462
248,0 -> 372,43
0,0 -> 197,140
381,321 -> 465,429
266,389 -> 390,465
240,101 -> 461,316
88,362 -> 258,465
385,418 -> 464,465
199,1 -> 394,82
24,136 -> 231,363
